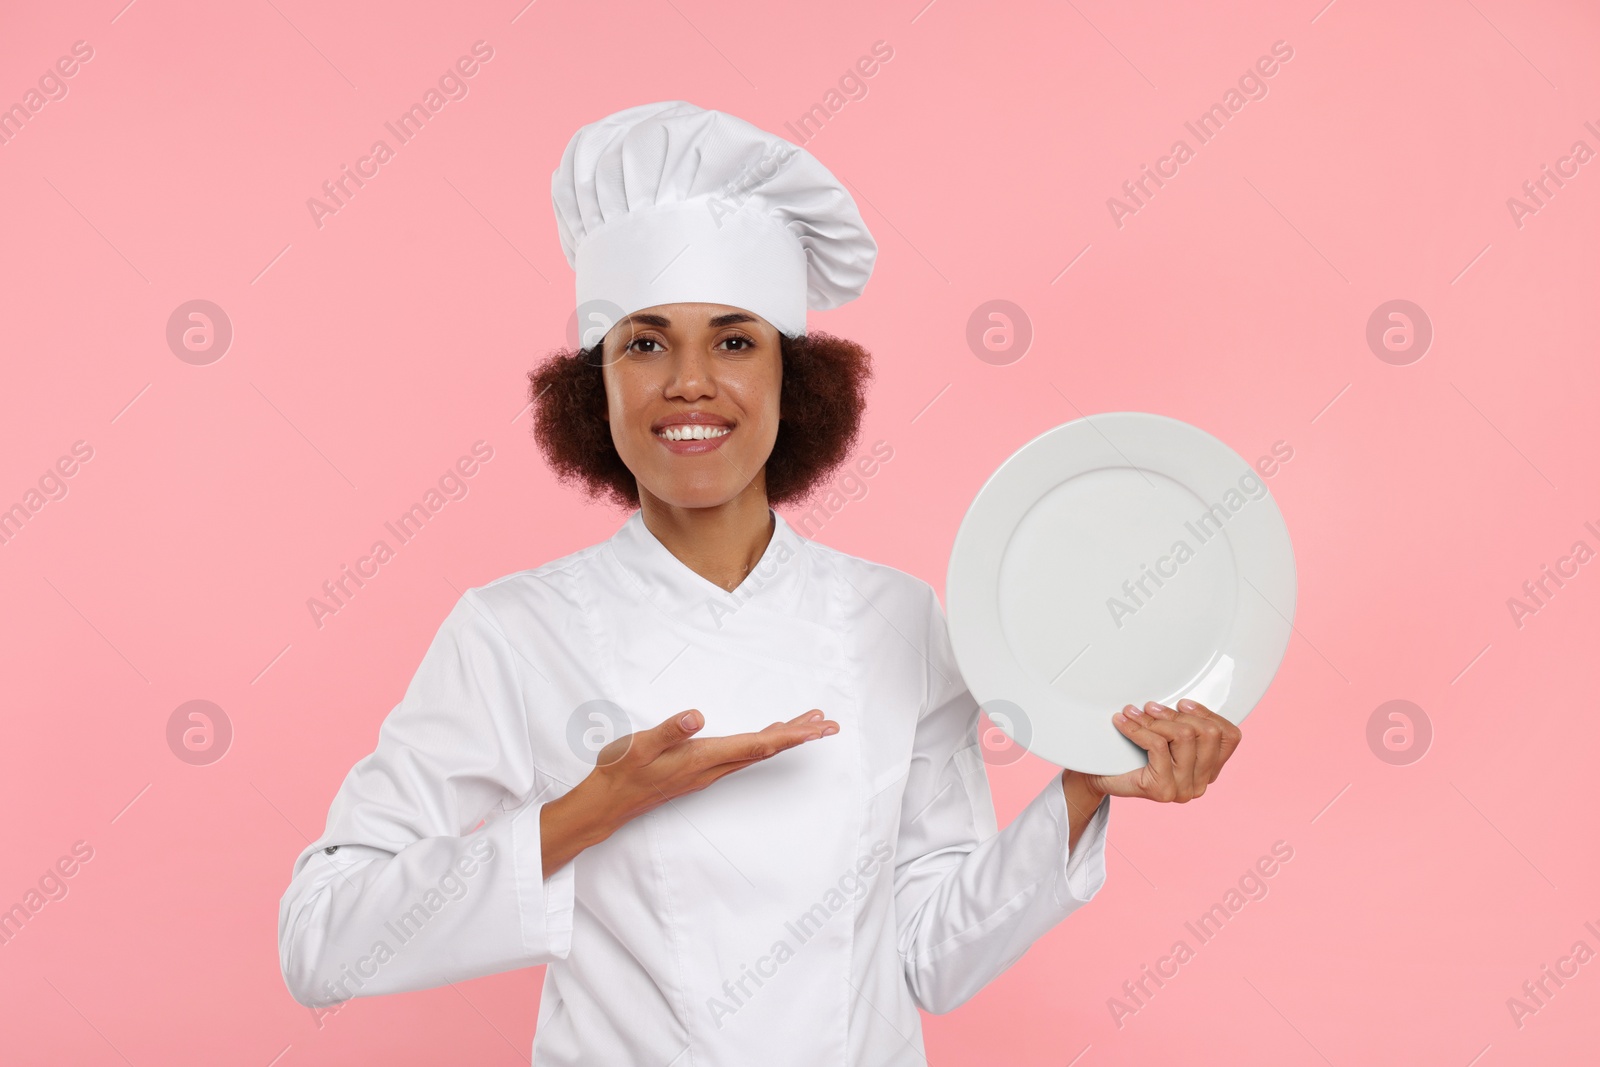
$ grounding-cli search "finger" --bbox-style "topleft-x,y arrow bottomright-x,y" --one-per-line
633,709 -> 705,761
698,754 -> 773,787
1145,701 -> 1203,799
1111,705 -> 1176,798
762,712 -> 838,740
1179,699 -> 1242,771
695,719 -> 838,770
1174,700 -> 1242,774
765,709 -> 827,731
1143,702 -> 1199,800
1169,709 -> 1222,792
696,720 -> 837,786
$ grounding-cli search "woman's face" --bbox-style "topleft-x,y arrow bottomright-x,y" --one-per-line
600,302 -> 783,510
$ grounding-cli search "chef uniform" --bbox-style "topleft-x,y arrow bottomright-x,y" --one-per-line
278,101 -> 1111,1066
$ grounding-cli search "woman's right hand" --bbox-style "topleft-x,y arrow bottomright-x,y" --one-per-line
539,708 -> 839,876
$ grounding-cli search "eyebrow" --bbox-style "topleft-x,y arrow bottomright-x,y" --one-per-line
620,311 -> 759,329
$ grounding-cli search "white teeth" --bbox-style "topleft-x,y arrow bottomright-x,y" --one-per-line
657,425 -> 731,441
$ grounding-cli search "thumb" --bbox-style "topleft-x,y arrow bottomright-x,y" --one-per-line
645,709 -> 703,755
1088,770 -> 1136,797
604,709 -> 701,766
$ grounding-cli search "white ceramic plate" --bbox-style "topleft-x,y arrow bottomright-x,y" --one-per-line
946,412 -> 1296,776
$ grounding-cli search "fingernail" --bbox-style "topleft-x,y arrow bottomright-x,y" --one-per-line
821,724 -> 838,736
680,713 -> 698,730
1126,704 -> 1144,716
1145,702 -> 1167,717
808,711 -> 824,722
1177,699 -> 1195,711
1113,711 -> 1128,724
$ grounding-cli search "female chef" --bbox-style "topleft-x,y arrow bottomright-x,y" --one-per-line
278,101 -> 1241,1065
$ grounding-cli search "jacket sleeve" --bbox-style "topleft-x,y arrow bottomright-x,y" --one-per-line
277,588 -> 576,1009
893,583 -> 1110,1015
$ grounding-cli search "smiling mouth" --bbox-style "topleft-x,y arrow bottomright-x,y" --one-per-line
654,425 -> 732,442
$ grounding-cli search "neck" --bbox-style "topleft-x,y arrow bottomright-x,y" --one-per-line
637,480 -> 775,591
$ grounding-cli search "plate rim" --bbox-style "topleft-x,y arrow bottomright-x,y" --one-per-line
945,412 -> 1297,775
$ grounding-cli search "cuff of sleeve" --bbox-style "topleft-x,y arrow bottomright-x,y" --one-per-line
511,796 -> 576,961
1052,785 -> 1110,908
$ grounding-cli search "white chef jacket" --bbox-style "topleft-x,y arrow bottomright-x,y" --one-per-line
278,507 -> 1111,1065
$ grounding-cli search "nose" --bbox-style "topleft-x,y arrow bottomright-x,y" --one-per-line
664,345 -> 716,401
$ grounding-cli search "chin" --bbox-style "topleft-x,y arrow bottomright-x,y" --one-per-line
645,480 -> 750,510
632,458 -> 762,509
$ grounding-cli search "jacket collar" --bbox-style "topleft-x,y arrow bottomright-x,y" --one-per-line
605,507 -> 809,627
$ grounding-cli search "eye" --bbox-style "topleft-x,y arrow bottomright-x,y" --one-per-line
719,333 -> 756,351
624,336 -> 664,354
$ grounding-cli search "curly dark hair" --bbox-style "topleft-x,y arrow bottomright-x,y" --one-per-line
527,331 -> 874,510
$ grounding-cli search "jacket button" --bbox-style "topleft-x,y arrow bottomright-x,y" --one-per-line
324,846 -> 339,855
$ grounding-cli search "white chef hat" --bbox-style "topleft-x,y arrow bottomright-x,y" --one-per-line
551,100 -> 876,340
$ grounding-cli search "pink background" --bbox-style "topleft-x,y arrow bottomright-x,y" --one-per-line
3,0 -> 1598,1063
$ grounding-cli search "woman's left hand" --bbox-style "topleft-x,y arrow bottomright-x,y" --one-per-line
1073,699 -> 1242,803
